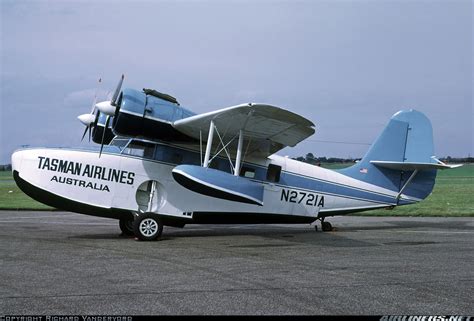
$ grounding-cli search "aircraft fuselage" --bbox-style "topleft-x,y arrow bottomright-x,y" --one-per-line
12,140 -> 415,227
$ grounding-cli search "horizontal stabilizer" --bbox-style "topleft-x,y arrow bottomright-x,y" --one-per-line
370,160 -> 462,171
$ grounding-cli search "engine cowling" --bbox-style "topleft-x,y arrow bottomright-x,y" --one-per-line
91,111 -> 115,145
111,88 -> 196,142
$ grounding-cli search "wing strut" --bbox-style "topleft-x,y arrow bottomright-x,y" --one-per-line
199,130 -> 203,166
234,129 -> 244,176
200,118 -> 249,176
203,121 -> 215,168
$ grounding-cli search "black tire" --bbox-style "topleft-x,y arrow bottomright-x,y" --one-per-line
322,221 -> 332,232
133,212 -> 163,241
119,218 -> 135,236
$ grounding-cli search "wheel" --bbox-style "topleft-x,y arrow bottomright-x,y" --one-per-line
321,221 -> 332,232
119,218 -> 134,236
133,212 -> 163,241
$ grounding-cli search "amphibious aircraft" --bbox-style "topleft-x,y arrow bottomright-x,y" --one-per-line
11,75 -> 460,240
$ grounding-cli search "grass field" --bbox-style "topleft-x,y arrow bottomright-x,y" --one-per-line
344,164 -> 474,217
0,171 -> 54,210
0,164 -> 473,216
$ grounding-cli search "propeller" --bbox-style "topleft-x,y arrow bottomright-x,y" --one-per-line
78,77 -> 102,141
99,115 -> 111,157
76,74 -> 125,157
95,74 -> 124,116
111,74 -> 124,106
97,74 -> 125,157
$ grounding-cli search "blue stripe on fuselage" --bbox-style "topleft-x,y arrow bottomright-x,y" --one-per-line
60,142 -> 409,206
277,172 -> 400,205
150,143 -> 407,205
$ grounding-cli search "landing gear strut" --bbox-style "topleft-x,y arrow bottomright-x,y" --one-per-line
314,216 -> 333,232
321,220 -> 333,232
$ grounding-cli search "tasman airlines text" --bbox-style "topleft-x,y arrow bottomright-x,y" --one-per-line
37,156 -> 135,192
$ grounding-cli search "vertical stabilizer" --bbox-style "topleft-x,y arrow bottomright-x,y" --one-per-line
339,110 -> 437,202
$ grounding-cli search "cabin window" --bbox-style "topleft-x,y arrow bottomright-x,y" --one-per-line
266,164 -> 281,183
209,160 -> 220,170
240,166 -> 255,179
208,159 -> 232,173
171,153 -> 183,164
153,146 -> 164,161
122,141 -> 155,159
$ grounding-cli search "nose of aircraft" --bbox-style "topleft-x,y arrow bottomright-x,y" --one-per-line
11,149 -> 25,173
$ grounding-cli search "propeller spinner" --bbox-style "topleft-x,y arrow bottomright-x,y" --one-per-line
98,74 -> 125,157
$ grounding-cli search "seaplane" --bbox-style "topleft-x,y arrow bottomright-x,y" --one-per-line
11,75 -> 461,240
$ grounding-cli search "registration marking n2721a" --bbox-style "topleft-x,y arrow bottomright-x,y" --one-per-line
280,188 -> 325,207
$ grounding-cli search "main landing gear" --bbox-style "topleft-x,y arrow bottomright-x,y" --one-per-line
314,216 -> 333,232
119,218 -> 135,236
133,212 -> 163,241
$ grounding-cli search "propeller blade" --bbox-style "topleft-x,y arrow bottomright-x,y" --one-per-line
81,125 -> 89,141
78,77 -> 101,137
110,74 -> 124,106
94,111 -> 100,128
90,77 -> 102,114
99,115 -> 110,157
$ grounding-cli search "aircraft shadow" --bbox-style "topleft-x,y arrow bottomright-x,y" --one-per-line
68,219 -> 472,245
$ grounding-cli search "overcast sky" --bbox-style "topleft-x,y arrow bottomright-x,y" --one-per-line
1,0 -> 472,164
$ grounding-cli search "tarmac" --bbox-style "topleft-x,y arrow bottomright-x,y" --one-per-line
0,210 -> 473,315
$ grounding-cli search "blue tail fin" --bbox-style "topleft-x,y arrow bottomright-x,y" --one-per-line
339,110 -> 437,202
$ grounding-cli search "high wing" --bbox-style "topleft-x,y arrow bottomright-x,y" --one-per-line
172,103 -> 315,158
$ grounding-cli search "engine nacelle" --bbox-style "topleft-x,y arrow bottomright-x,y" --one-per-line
92,111 -> 115,145
112,88 -> 196,142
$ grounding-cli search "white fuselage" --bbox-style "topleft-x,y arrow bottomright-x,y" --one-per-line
11,142 -> 408,224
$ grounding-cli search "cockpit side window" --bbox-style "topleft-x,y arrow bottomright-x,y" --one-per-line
240,166 -> 256,179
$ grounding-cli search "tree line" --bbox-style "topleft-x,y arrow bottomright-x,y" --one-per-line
293,153 -> 474,165
0,164 -> 12,171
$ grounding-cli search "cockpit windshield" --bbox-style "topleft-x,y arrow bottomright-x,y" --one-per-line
109,137 -> 130,150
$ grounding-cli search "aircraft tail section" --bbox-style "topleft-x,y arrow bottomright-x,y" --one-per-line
339,109 -> 441,202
